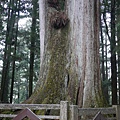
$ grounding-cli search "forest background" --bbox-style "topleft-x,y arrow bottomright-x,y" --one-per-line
0,0 -> 119,106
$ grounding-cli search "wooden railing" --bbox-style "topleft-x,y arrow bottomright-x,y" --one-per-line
70,105 -> 116,120
0,103 -> 61,119
0,101 -> 119,120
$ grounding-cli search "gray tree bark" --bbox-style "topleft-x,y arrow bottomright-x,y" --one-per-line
27,0 -> 105,107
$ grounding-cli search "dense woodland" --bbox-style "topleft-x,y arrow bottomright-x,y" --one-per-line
0,0 -> 40,103
0,0 -> 120,107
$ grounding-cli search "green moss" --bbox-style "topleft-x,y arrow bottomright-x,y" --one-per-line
84,88 -> 109,108
94,90 -> 109,107
29,24 -> 70,117
30,24 -> 69,105
43,25 -> 69,104
81,87 -> 108,108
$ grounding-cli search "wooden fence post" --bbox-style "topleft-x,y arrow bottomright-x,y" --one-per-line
113,105 -> 120,120
60,101 -> 69,120
69,105 -> 78,120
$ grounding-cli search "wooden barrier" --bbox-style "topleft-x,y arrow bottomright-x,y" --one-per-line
69,106 -> 116,120
0,102 -> 61,119
113,105 -> 120,120
60,101 -> 69,120
93,112 -> 107,120
69,105 -> 78,120
0,101 -> 119,120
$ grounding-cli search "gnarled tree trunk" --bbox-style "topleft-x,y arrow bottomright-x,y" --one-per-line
27,0 -> 105,108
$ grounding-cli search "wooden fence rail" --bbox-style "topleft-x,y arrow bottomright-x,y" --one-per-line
0,103 -> 60,110
0,101 -> 67,120
0,101 -> 119,120
69,105 -> 117,120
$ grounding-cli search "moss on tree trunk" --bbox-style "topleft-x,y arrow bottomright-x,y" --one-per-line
26,0 -> 107,108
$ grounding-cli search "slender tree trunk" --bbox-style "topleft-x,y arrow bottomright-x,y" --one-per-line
29,0 -> 38,97
100,1 -> 109,103
111,0 -> 117,105
10,0 -> 20,103
105,35 -> 109,103
116,0 -> 120,104
118,32 -> 120,105
100,12 -> 109,103
102,0 -> 111,104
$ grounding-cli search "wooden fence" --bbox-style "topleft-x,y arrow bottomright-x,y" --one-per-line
0,101 -> 119,120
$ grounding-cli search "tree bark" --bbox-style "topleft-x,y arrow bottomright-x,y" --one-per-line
29,0 -> 38,97
26,0 -> 105,107
116,0 -> 120,104
10,0 -> 20,103
111,0 -> 117,105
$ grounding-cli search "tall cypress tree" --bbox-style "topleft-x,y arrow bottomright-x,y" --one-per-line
29,0 -> 38,97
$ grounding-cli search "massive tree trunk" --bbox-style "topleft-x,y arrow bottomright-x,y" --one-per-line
27,0 -> 105,107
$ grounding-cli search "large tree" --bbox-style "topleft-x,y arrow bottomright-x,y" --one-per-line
26,0 -> 105,107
